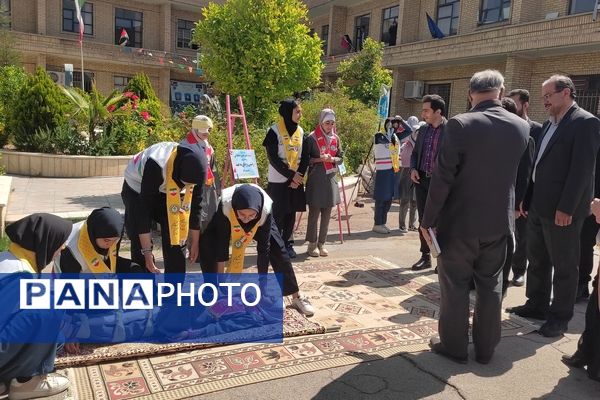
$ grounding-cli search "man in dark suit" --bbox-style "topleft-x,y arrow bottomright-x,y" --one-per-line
501,89 -> 543,290
410,94 -> 447,271
421,70 -> 529,364
507,75 -> 600,337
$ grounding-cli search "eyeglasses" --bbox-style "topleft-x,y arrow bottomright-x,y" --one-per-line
541,90 -> 564,101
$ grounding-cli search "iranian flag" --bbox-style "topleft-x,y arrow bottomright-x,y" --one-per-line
74,0 -> 86,44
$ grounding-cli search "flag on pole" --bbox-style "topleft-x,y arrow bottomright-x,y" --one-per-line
119,28 -> 129,46
74,0 -> 86,44
378,84 -> 391,121
426,13 -> 445,39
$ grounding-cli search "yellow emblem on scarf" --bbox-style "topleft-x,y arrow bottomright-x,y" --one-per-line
389,139 -> 400,173
8,243 -> 36,273
166,148 -> 194,246
77,221 -> 117,274
226,208 -> 260,273
277,117 -> 302,171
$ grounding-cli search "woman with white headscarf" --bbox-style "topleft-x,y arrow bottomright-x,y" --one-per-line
304,109 -> 344,257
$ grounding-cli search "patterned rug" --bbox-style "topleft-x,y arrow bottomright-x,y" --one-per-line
66,256 -> 537,400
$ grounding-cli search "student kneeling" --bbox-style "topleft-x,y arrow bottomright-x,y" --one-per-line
199,184 -> 315,316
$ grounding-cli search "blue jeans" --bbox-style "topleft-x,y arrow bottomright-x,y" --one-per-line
374,200 -> 392,225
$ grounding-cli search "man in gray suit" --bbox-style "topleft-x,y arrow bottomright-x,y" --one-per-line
421,70 -> 529,364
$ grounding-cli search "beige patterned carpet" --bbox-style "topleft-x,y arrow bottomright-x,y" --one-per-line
65,256 -> 537,400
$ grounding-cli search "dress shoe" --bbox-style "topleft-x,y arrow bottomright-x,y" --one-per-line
505,304 -> 547,320
512,273 -> 525,287
286,244 -> 297,259
429,338 -> 467,364
538,320 -> 568,338
412,255 -> 432,271
576,284 -> 590,302
475,354 -> 493,365
561,352 -> 588,369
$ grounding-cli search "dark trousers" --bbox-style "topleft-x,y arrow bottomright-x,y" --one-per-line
575,276 -> 600,378
501,233 -> 515,294
437,234 -> 507,359
374,200 -> 392,225
121,183 -> 187,274
415,174 -> 431,255
199,219 -> 300,296
272,205 -> 296,247
525,209 -> 584,322
579,215 -> 599,289
512,216 -> 528,275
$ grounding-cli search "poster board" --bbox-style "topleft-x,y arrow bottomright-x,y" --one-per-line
230,149 -> 259,179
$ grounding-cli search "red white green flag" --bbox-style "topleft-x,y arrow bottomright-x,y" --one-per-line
119,28 -> 129,46
74,0 -> 86,44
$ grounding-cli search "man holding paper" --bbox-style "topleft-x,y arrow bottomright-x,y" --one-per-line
421,70 -> 529,364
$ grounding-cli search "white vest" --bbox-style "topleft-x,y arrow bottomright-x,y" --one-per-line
267,123 -> 304,183
221,184 -> 272,228
124,142 -> 178,194
0,252 -> 33,274
54,221 -> 104,274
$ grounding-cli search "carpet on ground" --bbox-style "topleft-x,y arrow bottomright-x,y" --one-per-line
65,256 -> 537,400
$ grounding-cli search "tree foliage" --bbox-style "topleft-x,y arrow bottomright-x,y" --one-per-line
0,66 -> 28,145
337,38 -> 392,108
192,0 -> 324,123
0,5 -> 20,67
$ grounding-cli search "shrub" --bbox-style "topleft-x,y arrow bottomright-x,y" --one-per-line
30,124 -> 87,155
124,73 -> 160,104
6,68 -> 69,151
0,66 -> 28,146
300,85 -> 378,172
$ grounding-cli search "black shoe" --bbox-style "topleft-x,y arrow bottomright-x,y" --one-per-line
576,285 -> 590,302
506,304 -> 547,320
512,274 -> 525,287
286,245 -> 297,259
412,256 -> 432,271
475,354 -> 493,365
538,320 -> 568,338
429,338 -> 467,364
561,352 -> 588,369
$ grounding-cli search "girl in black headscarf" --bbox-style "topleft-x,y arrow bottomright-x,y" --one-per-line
262,99 -> 309,259
121,142 -> 207,274
55,207 -> 144,274
0,213 -> 72,399
199,184 -> 315,316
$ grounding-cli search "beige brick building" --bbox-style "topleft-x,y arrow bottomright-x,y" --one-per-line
3,0 -> 209,109
306,0 -> 600,122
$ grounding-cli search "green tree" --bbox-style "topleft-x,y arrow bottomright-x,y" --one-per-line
193,0 -> 324,123
337,38 -> 392,108
0,4 -> 20,67
124,72 -> 166,119
0,66 -> 28,145
6,68 -> 70,151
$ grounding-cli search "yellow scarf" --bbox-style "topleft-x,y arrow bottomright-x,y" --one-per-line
226,208 -> 260,273
8,243 -> 36,273
166,149 -> 194,246
277,117 -> 302,171
389,136 -> 400,173
77,221 -> 117,274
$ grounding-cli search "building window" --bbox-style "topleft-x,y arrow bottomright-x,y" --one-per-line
0,0 -> 10,28
437,0 -> 460,36
425,83 -> 451,117
63,0 -> 93,35
572,75 -> 600,116
73,71 -> 94,93
114,76 -> 130,91
570,0 -> 597,14
115,8 -> 142,48
479,0 -> 511,24
354,14 -> 370,52
177,19 -> 197,49
381,6 -> 399,46
321,24 -> 329,55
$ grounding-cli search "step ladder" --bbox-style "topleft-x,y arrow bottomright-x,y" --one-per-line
221,95 -> 257,187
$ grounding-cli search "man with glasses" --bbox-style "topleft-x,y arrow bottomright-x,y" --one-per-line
508,75 -> 600,337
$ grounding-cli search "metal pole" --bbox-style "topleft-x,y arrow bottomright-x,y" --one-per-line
79,41 -> 85,91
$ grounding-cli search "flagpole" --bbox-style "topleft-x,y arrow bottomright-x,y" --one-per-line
79,40 -> 85,91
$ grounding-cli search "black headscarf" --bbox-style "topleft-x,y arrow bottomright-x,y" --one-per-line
278,99 -> 300,135
231,185 -> 264,233
173,145 -> 207,188
6,213 -> 73,271
86,207 -> 124,255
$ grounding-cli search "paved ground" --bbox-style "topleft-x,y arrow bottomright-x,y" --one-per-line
5,174 -> 600,399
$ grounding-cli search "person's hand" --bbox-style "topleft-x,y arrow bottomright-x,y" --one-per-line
188,239 -> 199,264
291,172 -> 303,185
555,210 -> 572,227
410,169 -> 420,184
518,201 -> 527,219
144,252 -> 161,273
591,198 -> 600,223
322,154 -> 333,163
64,342 -> 80,355
289,181 -> 299,189
420,226 -> 433,247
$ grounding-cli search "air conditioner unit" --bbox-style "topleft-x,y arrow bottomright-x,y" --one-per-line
48,71 -> 65,86
404,80 -> 424,99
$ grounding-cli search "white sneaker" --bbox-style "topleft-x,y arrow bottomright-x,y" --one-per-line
9,373 -> 69,400
0,383 -> 8,400
372,225 -> 389,234
318,243 -> 328,257
382,225 -> 391,233
291,295 -> 315,317
306,242 -> 319,257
